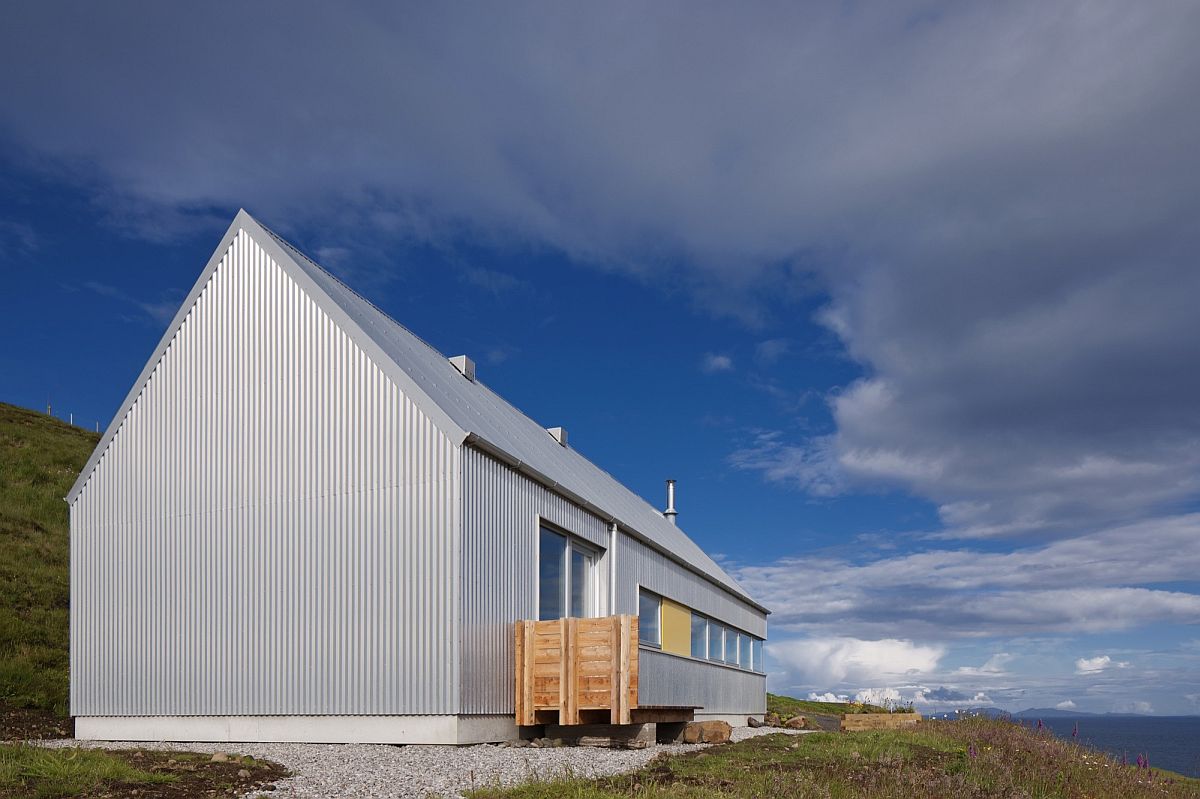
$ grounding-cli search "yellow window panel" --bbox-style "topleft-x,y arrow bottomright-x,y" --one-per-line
661,598 -> 691,656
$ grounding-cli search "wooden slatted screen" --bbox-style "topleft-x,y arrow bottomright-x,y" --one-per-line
515,614 -> 639,726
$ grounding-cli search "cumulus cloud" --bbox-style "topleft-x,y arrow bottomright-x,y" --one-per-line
701,353 -> 734,374
807,692 -> 849,703
1056,700 -> 1077,710
769,637 -> 944,686
1075,655 -> 1129,674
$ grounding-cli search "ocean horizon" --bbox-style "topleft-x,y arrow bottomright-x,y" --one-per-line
1022,715 -> 1200,779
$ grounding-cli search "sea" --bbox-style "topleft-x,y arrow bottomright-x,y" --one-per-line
1032,716 -> 1200,778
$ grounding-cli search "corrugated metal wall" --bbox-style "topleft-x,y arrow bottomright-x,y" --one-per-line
615,534 -> 767,711
639,649 -> 767,714
614,534 -> 766,638
70,230 -> 461,717
460,447 -> 610,714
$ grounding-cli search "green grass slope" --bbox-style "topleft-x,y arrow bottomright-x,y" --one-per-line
469,717 -> 1200,799
0,402 -> 99,715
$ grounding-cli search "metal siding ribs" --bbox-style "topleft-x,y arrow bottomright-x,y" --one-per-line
70,231 -> 460,717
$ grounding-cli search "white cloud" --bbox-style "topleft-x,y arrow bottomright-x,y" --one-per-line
1075,655 -> 1130,674
729,431 -> 842,497
955,653 -> 1013,677
769,637 -> 944,686
731,516 -> 1200,639
1056,700 -> 1077,710
701,353 -> 734,374
807,692 -> 849,703
1115,700 -> 1155,715
854,687 -> 902,706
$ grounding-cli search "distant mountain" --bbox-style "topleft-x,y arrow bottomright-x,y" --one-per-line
923,707 -> 1010,719
1014,707 -> 1099,718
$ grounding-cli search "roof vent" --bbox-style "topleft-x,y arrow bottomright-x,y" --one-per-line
547,426 -> 568,447
663,479 -> 678,525
449,355 -> 476,381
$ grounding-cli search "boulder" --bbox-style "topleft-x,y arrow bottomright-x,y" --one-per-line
784,716 -> 807,730
210,753 -> 230,763
747,716 -> 763,728
765,711 -> 782,727
682,721 -> 732,744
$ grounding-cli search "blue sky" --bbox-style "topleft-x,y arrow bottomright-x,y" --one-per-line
2,2 -> 1199,715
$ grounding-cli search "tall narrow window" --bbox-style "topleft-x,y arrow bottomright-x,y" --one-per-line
539,528 -> 567,621
638,590 -> 661,647
725,626 -> 738,665
690,613 -> 708,659
752,638 -> 764,673
570,547 -> 594,618
708,625 -> 724,662
740,633 -> 752,670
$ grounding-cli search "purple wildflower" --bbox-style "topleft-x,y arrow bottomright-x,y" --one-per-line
1072,722 -> 1078,739
968,743 -> 978,759
1036,719 -> 1044,730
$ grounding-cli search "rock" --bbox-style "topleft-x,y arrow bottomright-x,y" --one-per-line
238,768 -> 251,778
765,711 -> 782,727
747,716 -> 763,728
784,716 -> 807,730
508,738 -> 531,748
682,721 -> 732,744
211,752 -> 230,762
167,759 -> 177,766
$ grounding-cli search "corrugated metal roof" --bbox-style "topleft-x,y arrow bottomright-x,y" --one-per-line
255,215 -> 764,611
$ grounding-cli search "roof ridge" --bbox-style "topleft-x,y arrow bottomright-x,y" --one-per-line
249,214 -> 453,365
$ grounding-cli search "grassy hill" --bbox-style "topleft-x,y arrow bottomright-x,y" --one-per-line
768,693 -> 897,718
0,402 -> 99,715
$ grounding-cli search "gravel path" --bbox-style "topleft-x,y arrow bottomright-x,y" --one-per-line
41,727 -> 808,798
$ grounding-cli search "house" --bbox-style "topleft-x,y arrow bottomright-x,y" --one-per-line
67,211 -> 769,744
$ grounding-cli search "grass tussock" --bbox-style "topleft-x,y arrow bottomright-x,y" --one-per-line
469,718 -> 1200,799
0,744 -> 172,799
0,403 -> 99,716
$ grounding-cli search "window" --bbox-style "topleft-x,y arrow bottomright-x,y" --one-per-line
538,528 -> 567,620
740,633 -> 752,670
538,525 -> 599,620
570,547 -> 594,618
752,638 -> 764,673
690,613 -> 708,659
708,624 -> 724,662
724,626 -> 738,665
639,590 -> 661,646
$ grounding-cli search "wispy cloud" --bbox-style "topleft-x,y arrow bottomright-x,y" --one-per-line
83,281 -> 178,326
700,353 -> 734,374
733,513 -> 1200,640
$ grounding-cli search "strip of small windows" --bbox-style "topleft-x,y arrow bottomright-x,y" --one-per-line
637,588 -> 765,673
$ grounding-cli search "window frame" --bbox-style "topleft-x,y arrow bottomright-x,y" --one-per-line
638,588 -> 662,648
537,523 -> 602,621
690,612 -> 709,659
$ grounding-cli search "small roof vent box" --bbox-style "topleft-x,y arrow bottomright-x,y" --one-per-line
449,355 -> 476,381
547,426 -> 568,447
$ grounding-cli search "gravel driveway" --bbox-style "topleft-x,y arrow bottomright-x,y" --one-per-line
42,726 -> 807,798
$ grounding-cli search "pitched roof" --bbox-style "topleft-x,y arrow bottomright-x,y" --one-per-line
68,211 -> 766,612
